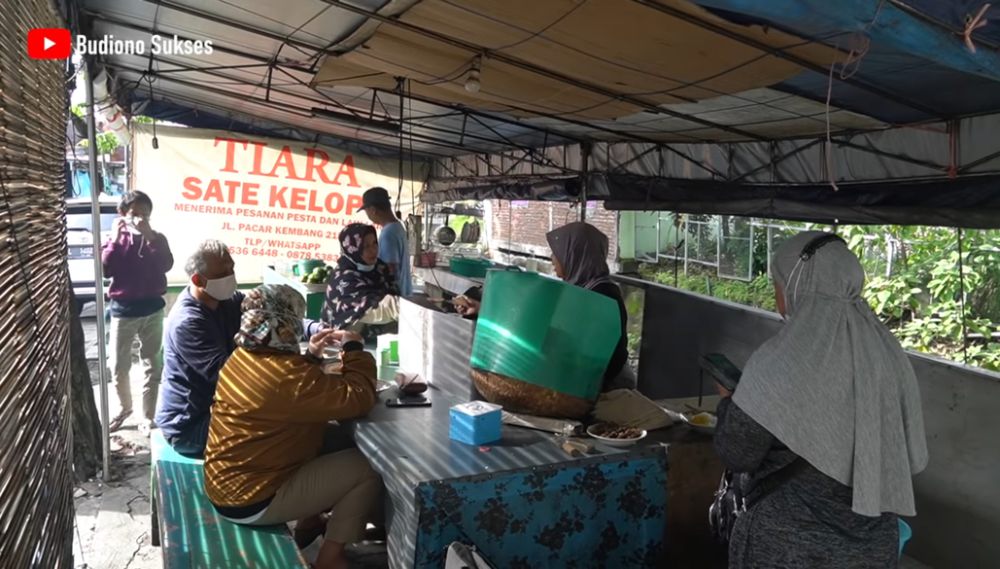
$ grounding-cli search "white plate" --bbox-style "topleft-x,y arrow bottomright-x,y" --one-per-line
586,424 -> 647,447
682,412 -> 717,434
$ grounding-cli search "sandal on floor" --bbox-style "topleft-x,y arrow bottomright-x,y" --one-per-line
109,410 -> 131,432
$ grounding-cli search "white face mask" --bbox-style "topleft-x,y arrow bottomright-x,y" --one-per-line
202,274 -> 238,301
124,216 -> 143,235
349,257 -> 375,273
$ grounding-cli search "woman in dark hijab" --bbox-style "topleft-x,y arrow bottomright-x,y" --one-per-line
456,222 -> 633,391
546,222 -> 632,391
322,223 -> 400,331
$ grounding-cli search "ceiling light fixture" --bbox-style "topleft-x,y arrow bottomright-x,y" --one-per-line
464,55 -> 482,94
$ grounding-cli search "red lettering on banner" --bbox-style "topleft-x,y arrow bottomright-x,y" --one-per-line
267,146 -> 306,180
242,182 -> 260,205
346,194 -> 362,215
249,142 -> 269,176
270,186 -> 289,208
203,179 -> 224,202
308,189 -> 325,212
289,187 -> 308,210
305,149 -> 333,183
214,137 -> 249,173
332,155 -> 359,187
182,176 -> 202,199
325,192 -> 344,214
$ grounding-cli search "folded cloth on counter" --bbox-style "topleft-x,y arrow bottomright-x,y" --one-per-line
501,411 -> 582,435
593,389 -> 675,430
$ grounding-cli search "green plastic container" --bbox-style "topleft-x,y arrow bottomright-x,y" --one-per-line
450,257 -> 493,278
470,271 -> 619,400
293,259 -> 325,276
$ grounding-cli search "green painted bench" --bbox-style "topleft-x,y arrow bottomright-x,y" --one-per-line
149,431 -> 308,568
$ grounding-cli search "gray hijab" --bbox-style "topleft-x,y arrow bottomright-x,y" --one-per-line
733,231 -> 929,517
545,222 -> 612,290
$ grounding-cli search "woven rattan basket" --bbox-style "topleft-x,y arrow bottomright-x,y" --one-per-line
471,368 -> 594,419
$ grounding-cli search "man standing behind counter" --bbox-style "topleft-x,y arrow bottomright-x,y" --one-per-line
155,240 -> 243,457
361,187 -> 411,296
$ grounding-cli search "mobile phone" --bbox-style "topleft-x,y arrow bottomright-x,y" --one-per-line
386,395 -> 432,408
700,353 -> 742,392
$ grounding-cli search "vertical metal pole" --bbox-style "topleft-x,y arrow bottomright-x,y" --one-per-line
124,137 -> 130,195
766,225 -> 773,277
85,61 -> 112,481
716,216 -> 722,278
655,212 -> 662,262
579,143 -> 591,222
683,215 -> 689,275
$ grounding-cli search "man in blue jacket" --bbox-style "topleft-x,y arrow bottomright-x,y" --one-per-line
155,240 -> 242,457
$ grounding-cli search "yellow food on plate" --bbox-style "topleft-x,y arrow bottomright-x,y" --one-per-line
690,412 -> 715,426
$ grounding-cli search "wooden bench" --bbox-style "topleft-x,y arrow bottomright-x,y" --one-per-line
149,430 -> 308,568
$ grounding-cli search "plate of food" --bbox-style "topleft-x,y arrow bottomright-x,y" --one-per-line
683,412 -> 718,434
586,423 -> 647,447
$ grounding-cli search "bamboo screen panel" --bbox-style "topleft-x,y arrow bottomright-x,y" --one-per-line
0,0 -> 74,566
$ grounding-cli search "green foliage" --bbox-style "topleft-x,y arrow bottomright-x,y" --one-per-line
77,132 -> 120,155
639,223 -> 1000,372
639,264 -> 776,312
844,226 -> 1000,371
622,286 -> 646,358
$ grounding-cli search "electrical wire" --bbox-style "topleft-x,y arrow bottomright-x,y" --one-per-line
352,47 -> 832,142
397,78 -> 405,212
408,79 -> 417,211
214,0 -> 322,58
432,0 -> 848,126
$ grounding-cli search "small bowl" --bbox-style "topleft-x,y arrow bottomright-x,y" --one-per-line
586,424 -> 647,447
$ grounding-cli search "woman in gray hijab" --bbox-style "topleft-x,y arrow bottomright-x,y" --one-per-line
713,230 -> 929,568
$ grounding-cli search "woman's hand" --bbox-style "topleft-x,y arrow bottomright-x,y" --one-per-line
308,328 -> 342,358
454,295 -> 480,316
135,217 -> 155,239
332,330 -> 363,345
715,382 -> 733,398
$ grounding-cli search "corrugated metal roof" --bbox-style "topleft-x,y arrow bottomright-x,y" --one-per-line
77,0 -> 1000,160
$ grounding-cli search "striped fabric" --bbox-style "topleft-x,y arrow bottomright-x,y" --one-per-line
204,349 -> 377,507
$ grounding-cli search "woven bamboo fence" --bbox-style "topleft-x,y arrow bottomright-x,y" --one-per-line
0,0 -> 75,566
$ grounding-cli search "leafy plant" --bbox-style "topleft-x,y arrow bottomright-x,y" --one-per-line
76,132 -> 120,155
637,221 -> 1000,372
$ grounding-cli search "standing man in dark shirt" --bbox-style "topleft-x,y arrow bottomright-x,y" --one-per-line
103,191 -> 174,433
155,240 -> 242,457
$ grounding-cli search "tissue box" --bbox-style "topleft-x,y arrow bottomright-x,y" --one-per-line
449,401 -> 502,445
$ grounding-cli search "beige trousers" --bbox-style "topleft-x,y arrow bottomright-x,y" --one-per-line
108,310 -> 164,420
251,449 -> 381,544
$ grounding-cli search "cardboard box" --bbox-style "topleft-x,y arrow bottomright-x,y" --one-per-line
449,401 -> 502,445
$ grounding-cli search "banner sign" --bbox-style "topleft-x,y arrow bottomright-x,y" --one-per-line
131,125 -> 424,284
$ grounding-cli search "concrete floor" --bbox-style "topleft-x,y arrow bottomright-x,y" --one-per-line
73,307 -> 164,569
